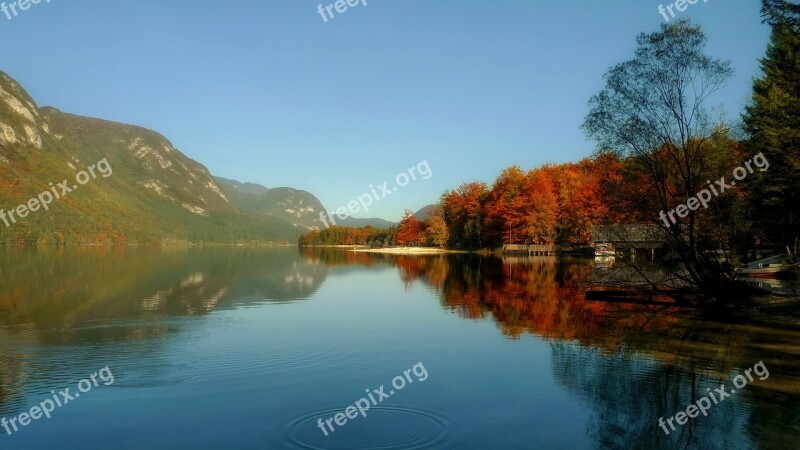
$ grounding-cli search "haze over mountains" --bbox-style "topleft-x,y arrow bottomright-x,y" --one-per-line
214,176 -> 425,229
0,72 -> 410,245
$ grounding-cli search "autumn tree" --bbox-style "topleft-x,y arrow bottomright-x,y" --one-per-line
485,166 -> 529,244
595,153 -> 654,225
582,19 -> 738,300
441,182 -> 489,249
549,161 -> 609,245
522,168 -> 558,242
455,159 -> 628,248
425,207 -> 449,248
396,210 -> 426,246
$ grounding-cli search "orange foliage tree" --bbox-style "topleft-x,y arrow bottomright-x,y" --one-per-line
438,154 -> 628,248
441,182 -> 489,249
396,210 -> 426,246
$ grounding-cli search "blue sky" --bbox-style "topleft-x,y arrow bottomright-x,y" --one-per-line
0,0 -> 770,220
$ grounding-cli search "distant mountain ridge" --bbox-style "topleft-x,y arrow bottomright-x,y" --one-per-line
214,177 -> 271,196
317,204 -> 438,229
214,177 -> 326,231
413,205 -> 438,221
335,216 -> 397,228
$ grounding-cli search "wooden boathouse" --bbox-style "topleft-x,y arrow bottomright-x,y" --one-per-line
591,224 -> 667,257
502,237 -> 556,255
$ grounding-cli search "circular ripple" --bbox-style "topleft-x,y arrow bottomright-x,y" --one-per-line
284,406 -> 448,450
108,363 -> 200,388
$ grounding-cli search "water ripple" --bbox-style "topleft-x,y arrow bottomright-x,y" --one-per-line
283,406 -> 449,450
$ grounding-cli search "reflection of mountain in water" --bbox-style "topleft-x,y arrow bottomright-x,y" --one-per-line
0,247 -> 328,328
0,247 -> 328,417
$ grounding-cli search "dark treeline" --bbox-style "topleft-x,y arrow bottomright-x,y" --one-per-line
298,225 -> 398,248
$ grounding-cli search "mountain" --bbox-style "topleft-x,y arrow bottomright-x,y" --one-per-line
0,72 -> 303,244
214,177 -> 270,196
215,177 -> 399,230
334,216 -> 396,228
413,204 -> 438,221
214,177 -> 326,231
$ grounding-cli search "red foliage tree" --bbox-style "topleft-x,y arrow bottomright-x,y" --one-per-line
396,210 -> 426,246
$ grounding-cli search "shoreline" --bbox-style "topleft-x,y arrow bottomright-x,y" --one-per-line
350,247 -> 452,254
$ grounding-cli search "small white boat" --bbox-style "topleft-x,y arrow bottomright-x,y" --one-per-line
594,243 -> 615,257
737,249 -> 799,278
593,256 -> 615,269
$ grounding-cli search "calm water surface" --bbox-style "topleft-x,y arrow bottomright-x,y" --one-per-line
0,247 -> 798,449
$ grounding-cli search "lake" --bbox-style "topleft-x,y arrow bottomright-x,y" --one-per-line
0,247 -> 798,449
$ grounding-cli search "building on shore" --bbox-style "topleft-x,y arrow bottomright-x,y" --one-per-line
502,237 -> 556,255
591,224 -> 668,258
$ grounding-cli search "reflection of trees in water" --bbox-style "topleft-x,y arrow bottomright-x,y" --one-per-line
551,341 -> 751,450
0,247 -> 329,416
747,385 -> 800,450
590,256 -> 680,289
299,247 -> 396,268
390,254 -> 678,344
0,247 -> 328,329
363,252 -> 800,448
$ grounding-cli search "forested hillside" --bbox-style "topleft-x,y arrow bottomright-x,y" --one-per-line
215,177 -> 326,231
0,72 -> 304,245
